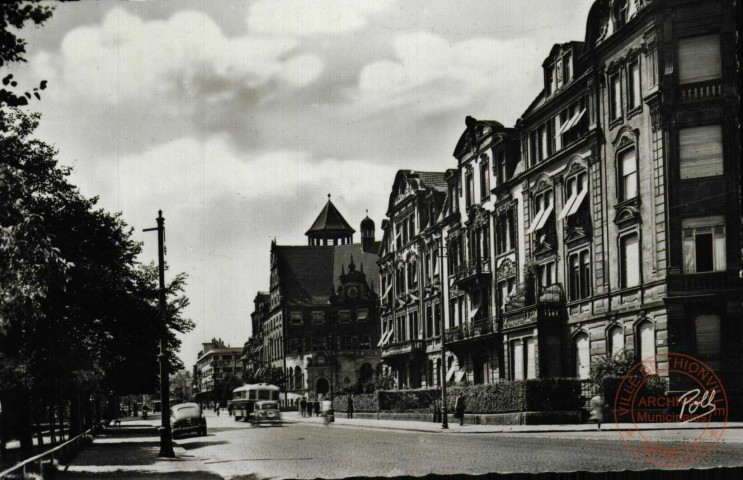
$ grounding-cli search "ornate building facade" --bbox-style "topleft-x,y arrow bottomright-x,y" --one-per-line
379,0 -> 741,407
245,198 -> 383,399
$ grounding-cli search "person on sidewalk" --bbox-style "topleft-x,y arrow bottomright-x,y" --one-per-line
313,399 -> 320,417
347,395 -> 354,419
589,394 -> 606,431
455,392 -> 466,426
300,397 -> 307,418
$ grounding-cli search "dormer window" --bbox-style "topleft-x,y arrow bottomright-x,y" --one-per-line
614,0 -> 628,29
562,51 -> 573,83
495,149 -> 507,186
546,65 -> 556,95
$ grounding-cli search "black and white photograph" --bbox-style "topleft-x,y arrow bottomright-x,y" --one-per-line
0,0 -> 741,479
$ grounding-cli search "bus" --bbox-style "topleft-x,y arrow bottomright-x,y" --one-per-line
229,383 -> 282,423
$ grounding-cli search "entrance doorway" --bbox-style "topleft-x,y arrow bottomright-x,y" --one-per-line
315,377 -> 330,396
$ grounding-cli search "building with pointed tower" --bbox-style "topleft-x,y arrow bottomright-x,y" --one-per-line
244,196 -> 383,401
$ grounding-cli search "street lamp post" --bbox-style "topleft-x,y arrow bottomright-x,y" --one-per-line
144,210 -> 175,458
435,235 -> 449,429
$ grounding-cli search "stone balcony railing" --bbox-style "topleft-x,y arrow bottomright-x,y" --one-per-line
381,339 -> 426,358
445,316 -> 495,343
667,271 -> 741,294
678,79 -> 722,102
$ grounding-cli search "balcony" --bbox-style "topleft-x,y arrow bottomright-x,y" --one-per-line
502,283 -> 565,331
452,257 -> 491,290
381,339 -> 426,359
445,316 -> 495,344
667,272 -> 742,296
677,80 -> 722,102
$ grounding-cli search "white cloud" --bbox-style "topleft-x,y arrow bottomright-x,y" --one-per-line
247,0 -> 394,37
356,31 -> 545,119
38,7 -> 322,110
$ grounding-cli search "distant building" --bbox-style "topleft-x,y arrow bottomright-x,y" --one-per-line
246,196 -> 383,399
192,338 -> 243,402
169,369 -> 193,403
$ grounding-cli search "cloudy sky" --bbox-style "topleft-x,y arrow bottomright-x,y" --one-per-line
12,0 -> 594,366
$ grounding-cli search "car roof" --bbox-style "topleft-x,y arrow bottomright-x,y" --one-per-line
171,402 -> 200,409
232,383 -> 281,393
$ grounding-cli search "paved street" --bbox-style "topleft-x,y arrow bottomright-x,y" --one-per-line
57,412 -> 743,479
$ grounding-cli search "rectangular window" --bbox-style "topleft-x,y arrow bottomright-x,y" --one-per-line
679,125 -> 723,179
359,335 -> 371,350
539,124 -> 549,160
546,66 -> 555,95
568,250 -> 591,301
290,312 -> 303,325
562,52 -> 572,83
357,309 -> 368,322
620,233 -> 640,288
527,191 -> 554,234
511,340 -> 524,380
408,215 -> 415,238
529,131 -> 538,165
682,216 -> 726,273
338,310 -> 351,323
480,157 -> 490,198
311,311 -> 325,324
525,337 -> 536,379
678,34 -> 721,84
434,303 -> 441,336
559,173 -> 588,220
610,74 -> 622,119
497,150 -> 507,185
620,149 -> 638,200
628,61 -> 641,109
466,169 -> 474,208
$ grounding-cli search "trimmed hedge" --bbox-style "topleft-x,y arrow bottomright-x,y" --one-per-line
378,388 -> 440,413
333,393 -> 378,413
335,379 -> 583,414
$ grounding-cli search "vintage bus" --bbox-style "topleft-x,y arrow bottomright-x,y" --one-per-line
229,383 -> 282,424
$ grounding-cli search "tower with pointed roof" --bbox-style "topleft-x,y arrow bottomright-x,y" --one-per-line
305,194 -> 356,246
360,211 -> 376,253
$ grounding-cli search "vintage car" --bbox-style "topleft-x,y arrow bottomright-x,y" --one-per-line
248,400 -> 282,425
170,402 -> 207,437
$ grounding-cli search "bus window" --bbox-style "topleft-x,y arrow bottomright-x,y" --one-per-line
271,391 -> 279,401
249,390 -> 257,400
258,390 -> 271,400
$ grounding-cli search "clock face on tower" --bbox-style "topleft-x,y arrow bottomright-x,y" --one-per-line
347,286 -> 359,299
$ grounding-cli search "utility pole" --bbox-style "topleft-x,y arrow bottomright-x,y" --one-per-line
144,210 -> 175,457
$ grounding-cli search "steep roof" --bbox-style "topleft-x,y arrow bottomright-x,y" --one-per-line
274,243 -> 380,305
414,171 -> 448,193
305,198 -> 355,236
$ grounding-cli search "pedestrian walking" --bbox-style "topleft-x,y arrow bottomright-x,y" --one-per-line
313,399 -> 320,417
589,394 -> 606,431
347,394 -> 354,419
300,397 -> 307,418
454,392 -> 466,426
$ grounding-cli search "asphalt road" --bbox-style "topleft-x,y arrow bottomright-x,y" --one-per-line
172,413 -> 743,479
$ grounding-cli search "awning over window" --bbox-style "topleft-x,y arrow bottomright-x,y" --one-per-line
445,363 -> 458,383
382,283 -> 392,299
454,371 -> 466,383
380,329 -> 394,347
531,202 -> 553,233
564,185 -> 588,218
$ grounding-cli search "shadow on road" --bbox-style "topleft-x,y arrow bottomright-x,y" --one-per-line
178,440 -> 229,451
69,442 -> 164,466
58,470 -> 223,479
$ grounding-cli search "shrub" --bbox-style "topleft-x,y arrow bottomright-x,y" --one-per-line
378,388 -> 440,413
602,375 -> 667,409
447,379 -> 582,413
333,393 -> 378,413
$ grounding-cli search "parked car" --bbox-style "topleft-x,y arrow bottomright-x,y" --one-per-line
170,402 -> 207,438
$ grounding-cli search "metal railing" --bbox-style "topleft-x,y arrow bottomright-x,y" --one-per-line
453,257 -> 491,280
0,422 -> 104,479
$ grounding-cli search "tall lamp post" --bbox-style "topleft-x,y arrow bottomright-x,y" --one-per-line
144,210 -> 175,458
434,234 -> 449,429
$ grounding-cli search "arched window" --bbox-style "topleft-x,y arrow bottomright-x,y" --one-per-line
574,332 -> 590,379
609,325 -> 625,356
637,321 -> 655,369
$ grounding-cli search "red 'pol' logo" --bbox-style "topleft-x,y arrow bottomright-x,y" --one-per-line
613,352 -> 728,468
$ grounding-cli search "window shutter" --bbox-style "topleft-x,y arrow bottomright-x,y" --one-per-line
512,340 -> 524,380
678,35 -> 721,84
679,125 -> 723,179
525,338 -> 536,379
713,226 -> 726,271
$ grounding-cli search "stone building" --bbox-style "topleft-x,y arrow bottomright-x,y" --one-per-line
380,0 -> 742,407
192,339 -> 243,402
246,197 -> 383,399
240,292 -> 270,379
377,171 -> 449,388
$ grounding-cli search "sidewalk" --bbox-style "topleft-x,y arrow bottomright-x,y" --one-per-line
283,411 -> 743,437
57,416 -> 221,479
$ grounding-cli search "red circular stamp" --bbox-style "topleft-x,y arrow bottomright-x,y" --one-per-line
613,352 -> 728,467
